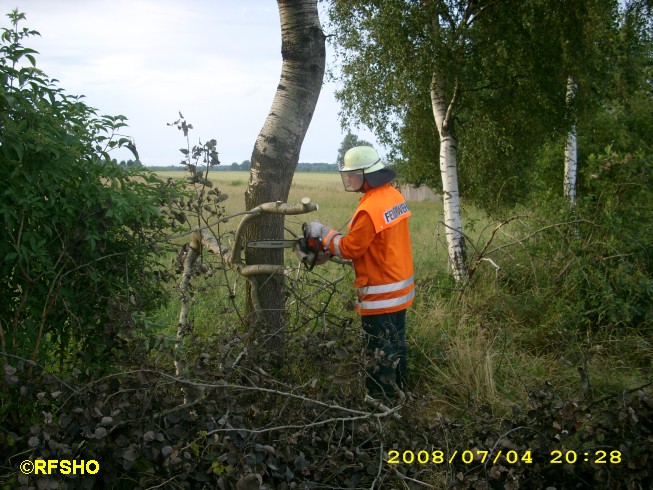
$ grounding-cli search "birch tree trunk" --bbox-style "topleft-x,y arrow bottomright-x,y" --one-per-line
244,0 -> 325,342
564,76 -> 578,204
430,71 -> 468,282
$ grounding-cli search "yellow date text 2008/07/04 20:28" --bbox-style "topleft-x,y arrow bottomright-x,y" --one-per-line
386,449 -> 623,465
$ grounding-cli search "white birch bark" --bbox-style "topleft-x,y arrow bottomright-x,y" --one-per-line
564,76 -> 578,204
430,72 -> 468,281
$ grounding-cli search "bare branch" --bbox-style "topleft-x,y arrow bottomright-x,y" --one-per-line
200,406 -> 401,437
175,231 -> 201,384
486,219 -> 594,256
467,215 -> 524,278
230,198 -> 318,267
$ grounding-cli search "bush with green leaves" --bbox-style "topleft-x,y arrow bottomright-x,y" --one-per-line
0,10 -> 175,372
572,148 -> 653,333
484,147 -> 652,343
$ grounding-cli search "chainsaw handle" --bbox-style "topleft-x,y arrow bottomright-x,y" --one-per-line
301,222 -> 320,270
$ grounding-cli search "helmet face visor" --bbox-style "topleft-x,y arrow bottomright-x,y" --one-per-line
340,170 -> 365,192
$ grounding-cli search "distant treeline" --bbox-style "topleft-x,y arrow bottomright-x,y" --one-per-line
145,161 -> 339,173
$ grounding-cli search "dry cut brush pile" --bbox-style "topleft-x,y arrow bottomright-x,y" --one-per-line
2,321 -> 652,490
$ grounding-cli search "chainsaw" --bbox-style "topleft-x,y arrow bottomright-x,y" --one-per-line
246,222 -> 323,270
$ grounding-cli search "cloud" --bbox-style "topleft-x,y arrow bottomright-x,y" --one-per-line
10,0 -> 377,165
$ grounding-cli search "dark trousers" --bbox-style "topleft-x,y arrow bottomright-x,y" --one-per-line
361,309 -> 407,395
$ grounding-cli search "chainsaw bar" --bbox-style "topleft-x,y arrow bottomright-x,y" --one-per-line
246,239 -> 299,249
246,223 -> 322,271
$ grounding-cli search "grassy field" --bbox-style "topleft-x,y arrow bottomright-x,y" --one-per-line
153,169 -> 651,416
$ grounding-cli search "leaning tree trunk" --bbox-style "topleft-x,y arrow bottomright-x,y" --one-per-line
244,0 -> 325,346
430,71 -> 468,282
564,76 -> 578,205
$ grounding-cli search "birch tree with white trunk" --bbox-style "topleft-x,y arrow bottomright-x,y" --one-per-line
564,76 -> 578,204
430,71 -> 467,280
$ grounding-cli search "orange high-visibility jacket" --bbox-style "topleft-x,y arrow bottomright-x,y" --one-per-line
323,184 -> 415,315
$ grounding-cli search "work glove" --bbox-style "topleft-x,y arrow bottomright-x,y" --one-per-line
307,220 -> 330,240
308,220 -> 342,253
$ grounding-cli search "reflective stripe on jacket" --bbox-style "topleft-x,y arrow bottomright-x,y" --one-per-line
325,184 -> 414,315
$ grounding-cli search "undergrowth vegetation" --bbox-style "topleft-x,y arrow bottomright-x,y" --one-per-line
2,9 -> 652,490
0,11 -> 179,374
5,146 -> 651,488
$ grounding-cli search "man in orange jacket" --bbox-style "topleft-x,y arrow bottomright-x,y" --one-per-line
309,146 -> 414,397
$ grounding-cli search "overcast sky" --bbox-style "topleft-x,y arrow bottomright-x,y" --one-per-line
9,0 -> 378,166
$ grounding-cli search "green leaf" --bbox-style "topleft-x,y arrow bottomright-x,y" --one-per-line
11,142 -> 24,161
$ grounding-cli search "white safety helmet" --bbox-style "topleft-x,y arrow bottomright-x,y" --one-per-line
340,146 -> 395,192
